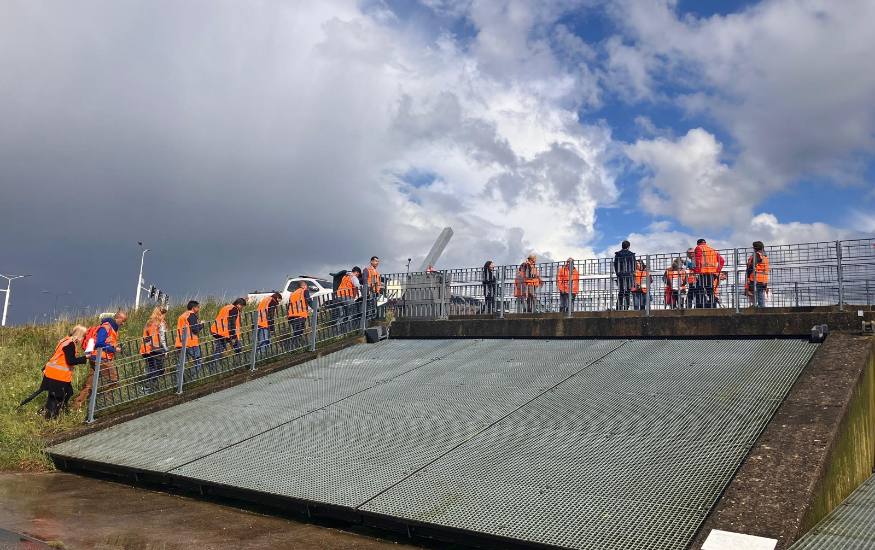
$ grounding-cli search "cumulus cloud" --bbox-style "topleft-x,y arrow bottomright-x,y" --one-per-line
609,0 -> 875,187
625,128 -> 756,230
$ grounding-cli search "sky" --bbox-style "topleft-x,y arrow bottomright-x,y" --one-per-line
1,0 -> 874,324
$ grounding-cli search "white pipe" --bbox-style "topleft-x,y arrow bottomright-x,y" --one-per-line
0,274 -> 30,326
134,248 -> 149,310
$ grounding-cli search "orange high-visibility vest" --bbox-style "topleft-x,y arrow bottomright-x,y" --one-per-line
513,270 -> 523,297
364,266 -> 381,292
175,310 -> 199,348
287,288 -> 309,319
557,266 -> 579,294
91,321 -> 118,361
212,305 -> 238,339
748,252 -> 770,284
140,322 -> 161,354
697,244 -> 719,274
257,296 -> 276,328
524,262 -> 540,288
337,274 -> 357,298
45,336 -> 77,383
665,269 -> 687,291
634,269 -> 648,291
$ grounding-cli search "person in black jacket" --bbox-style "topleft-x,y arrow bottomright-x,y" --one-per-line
40,325 -> 88,419
482,261 -> 497,314
613,240 -> 636,310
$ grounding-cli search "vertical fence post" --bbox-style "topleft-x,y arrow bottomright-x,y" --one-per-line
867,280 -> 871,309
249,312 -> 259,372
609,262 -> 615,311
440,270 -> 447,319
309,297 -> 319,352
175,327 -> 188,395
795,282 -> 799,308
836,240 -> 844,311
85,353 -> 102,424
360,281 -> 369,331
499,266 -> 505,319
733,248 -> 741,314
645,255 -> 652,317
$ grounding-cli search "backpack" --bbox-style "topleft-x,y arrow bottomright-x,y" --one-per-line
82,325 -> 101,353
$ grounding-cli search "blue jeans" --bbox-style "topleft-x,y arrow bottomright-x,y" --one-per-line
751,289 -> 766,307
184,345 -> 202,377
256,328 -> 271,354
212,336 -> 242,363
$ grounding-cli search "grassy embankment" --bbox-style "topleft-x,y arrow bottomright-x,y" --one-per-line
0,298 -> 229,471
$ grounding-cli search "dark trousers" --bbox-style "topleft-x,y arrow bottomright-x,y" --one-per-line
617,275 -> 633,310
696,274 -> 717,308
144,352 -> 165,390
212,336 -> 242,368
289,317 -> 307,349
560,292 -> 575,313
42,376 -> 73,419
632,290 -> 647,310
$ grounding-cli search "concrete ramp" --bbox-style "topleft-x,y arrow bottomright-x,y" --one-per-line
49,339 -> 818,550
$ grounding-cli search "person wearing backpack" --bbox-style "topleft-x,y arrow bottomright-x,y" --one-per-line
73,310 -> 128,409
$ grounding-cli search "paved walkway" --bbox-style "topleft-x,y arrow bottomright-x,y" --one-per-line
0,472 -> 459,550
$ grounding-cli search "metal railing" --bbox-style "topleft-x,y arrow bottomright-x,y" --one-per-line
382,239 -> 875,319
85,286 -> 380,422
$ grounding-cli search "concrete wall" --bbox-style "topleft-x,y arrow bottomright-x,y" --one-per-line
392,310 -> 875,340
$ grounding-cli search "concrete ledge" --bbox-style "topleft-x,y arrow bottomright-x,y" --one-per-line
392,310 -> 875,339
46,335 -> 365,446
692,334 -> 875,550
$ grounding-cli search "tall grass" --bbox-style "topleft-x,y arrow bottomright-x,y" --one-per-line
0,296 -> 237,471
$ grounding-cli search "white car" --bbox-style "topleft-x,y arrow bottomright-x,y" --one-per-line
248,276 -> 333,306
248,275 -> 387,306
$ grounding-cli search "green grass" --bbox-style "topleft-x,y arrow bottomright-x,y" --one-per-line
0,297 -> 232,471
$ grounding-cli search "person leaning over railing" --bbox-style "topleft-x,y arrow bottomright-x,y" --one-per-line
175,300 -> 203,377
746,241 -> 770,307
140,306 -> 168,394
287,281 -> 312,349
256,292 -> 282,355
694,238 -> 724,309
558,258 -> 579,313
336,267 -> 362,328
211,298 -> 246,364
482,261 -> 497,314
40,325 -> 88,419
73,310 -> 127,409
613,240 -> 636,310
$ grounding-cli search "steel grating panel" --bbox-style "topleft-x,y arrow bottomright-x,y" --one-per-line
788,473 -> 875,550
48,339 -> 481,471
49,338 -> 819,550
359,339 -> 818,550
170,339 -> 624,507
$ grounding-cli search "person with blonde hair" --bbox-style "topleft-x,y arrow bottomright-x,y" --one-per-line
39,325 -> 88,418
140,306 -> 169,394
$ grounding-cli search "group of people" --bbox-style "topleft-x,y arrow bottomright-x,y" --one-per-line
479,239 -> 770,313
33,256 -> 385,420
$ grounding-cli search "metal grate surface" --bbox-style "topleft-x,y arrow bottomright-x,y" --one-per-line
49,338 -> 818,550
359,339 -> 817,550
788,473 -> 875,550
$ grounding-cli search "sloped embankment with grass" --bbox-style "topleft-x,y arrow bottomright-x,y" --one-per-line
0,298 -> 229,471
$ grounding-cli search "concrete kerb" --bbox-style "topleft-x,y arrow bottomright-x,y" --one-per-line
47,335 -> 365,447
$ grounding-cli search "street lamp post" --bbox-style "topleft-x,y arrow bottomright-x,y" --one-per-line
0,274 -> 31,326
134,242 -> 150,310
43,290 -> 72,320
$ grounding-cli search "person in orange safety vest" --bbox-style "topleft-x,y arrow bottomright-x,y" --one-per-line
38,325 -> 88,419
557,258 -> 578,313
694,238 -> 725,309
746,241 -> 770,307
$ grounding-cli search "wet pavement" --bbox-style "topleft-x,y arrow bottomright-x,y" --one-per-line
0,472 -> 465,550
